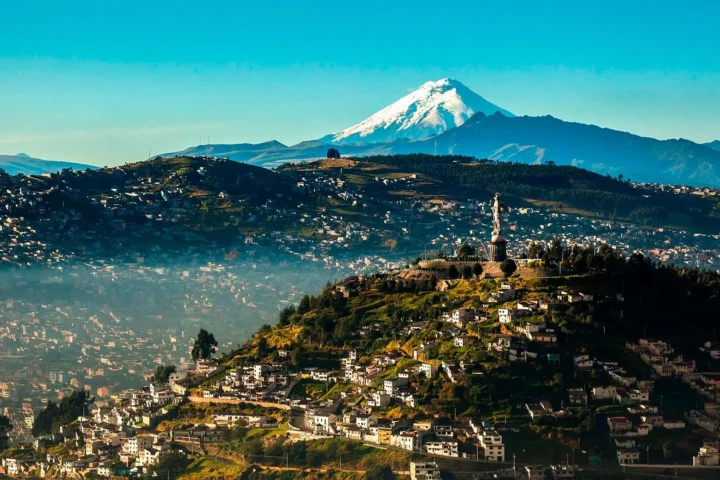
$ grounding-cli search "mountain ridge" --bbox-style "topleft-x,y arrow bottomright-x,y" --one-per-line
0,153 -> 96,175
387,113 -> 720,187
706,140 -> 720,152
155,79 -> 720,187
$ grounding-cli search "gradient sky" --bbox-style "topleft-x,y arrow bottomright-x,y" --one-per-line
1,0 -> 719,166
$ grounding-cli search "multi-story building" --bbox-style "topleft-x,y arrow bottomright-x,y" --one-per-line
410,461 -> 441,480
425,440 -> 458,457
479,429 -> 505,462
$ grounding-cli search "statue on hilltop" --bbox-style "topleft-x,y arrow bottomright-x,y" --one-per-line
491,192 -> 507,237
489,192 -> 508,262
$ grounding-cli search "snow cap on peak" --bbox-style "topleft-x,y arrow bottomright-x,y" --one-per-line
422,78 -> 458,88
329,79 -> 513,145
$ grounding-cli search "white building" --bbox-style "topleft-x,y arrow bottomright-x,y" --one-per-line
124,435 -> 154,456
425,440 -> 459,457
384,376 -> 408,395
693,444 -> 720,466
479,429 -> 505,462
419,363 -> 438,378
617,448 -> 640,464
410,461 -> 441,480
312,412 -> 337,434
391,431 -> 420,451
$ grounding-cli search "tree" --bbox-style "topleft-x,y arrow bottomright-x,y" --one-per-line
278,305 -> 296,326
191,329 -> 218,362
462,265 -> 473,279
447,265 -> 459,279
663,440 -> 675,460
366,465 -> 394,480
153,365 -> 176,383
326,148 -> 341,159
0,415 -> 12,451
297,295 -> 311,315
32,390 -> 93,437
457,243 -> 475,258
500,259 -> 517,277
472,263 -> 483,277
149,451 -> 189,479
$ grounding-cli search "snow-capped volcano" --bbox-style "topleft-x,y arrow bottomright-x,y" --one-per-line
326,78 -> 513,145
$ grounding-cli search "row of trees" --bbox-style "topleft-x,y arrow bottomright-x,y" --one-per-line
444,259 -> 516,278
446,263 -> 483,279
32,390 -> 93,437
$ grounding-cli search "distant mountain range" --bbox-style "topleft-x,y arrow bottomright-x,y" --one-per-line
388,113 -> 720,186
706,140 -> 720,152
0,153 -> 95,175
160,79 -> 720,188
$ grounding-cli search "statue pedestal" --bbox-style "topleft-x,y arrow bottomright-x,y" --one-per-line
488,235 -> 507,262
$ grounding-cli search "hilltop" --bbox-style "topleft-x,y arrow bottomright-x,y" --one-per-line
280,155 -> 720,232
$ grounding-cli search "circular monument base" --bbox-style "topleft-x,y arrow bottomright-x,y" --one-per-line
488,238 -> 507,262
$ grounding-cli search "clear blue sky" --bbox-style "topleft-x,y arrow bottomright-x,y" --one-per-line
1,0 -> 719,166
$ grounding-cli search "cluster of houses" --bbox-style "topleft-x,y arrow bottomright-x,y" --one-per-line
206,362 -> 297,403
0,362 -> 290,479
304,402 -> 506,462
569,351 -> 684,465
626,339 -> 696,377
408,461 -> 581,480
0,383 -> 187,478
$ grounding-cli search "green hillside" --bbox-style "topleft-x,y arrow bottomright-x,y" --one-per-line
281,155 -> 720,231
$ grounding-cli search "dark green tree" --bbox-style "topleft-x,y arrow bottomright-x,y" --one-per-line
297,295 -> 312,315
326,148 -> 341,159
32,390 -> 92,437
457,244 -> 475,258
473,263 -> 483,277
153,365 -> 176,383
149,451 -> 189,479
447,265 -> 459,279
500,259 -> 517,277
278,305 -> 296,326
366,465 -> 395,480
462,265 -> 473,279
0,415 -> 12,451
191,329 -> 218,362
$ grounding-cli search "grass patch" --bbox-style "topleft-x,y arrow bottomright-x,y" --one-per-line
179,457 -> 245,480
